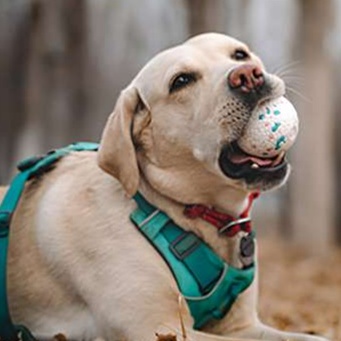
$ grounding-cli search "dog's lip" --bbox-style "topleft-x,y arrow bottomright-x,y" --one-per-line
256,91 -> 284,110
218,142 -> 287,179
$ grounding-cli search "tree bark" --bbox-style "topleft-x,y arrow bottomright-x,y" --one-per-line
288,0 -> 336,251
187,0 -> 229,36
0,0 -> 31,181
16,0 -> 87,162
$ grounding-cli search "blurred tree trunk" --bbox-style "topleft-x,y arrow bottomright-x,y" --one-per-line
187,0 -> 249,37
188,0 -> 227,35
13,0 -> 188,165
0,0 -> 31,181
336,82 -> 341,243
16,0 -> 87,161
287,0 -> 336,251
84,0 -> 188,140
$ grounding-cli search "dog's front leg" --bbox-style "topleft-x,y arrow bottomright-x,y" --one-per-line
221,281 -> 330,341
227,323 -> 330,341
157,326 -> 270,341
203,271 -> 329,341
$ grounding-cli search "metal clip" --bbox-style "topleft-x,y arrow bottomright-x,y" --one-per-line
219,217 -> 251,234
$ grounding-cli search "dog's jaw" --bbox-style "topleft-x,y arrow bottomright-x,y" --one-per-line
138,176 -> 251,266
138,155 -> 251,217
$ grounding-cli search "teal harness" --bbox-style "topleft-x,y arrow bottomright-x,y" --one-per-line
130,193 -> 255,329
0,143 -> 255,340
0,143 -> 99,341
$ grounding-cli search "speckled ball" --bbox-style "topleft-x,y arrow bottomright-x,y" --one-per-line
238,97 -> 299,158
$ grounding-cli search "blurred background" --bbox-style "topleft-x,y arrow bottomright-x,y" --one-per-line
0,0 -> 340,251
1,1 -> 341,338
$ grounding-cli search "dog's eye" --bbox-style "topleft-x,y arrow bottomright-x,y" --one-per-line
170,73 -> 196,93
232,49 -> 250,61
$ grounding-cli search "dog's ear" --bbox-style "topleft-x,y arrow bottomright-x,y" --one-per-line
98,86 -> 141,197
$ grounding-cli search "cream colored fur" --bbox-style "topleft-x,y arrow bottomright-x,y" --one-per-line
3,33 -> 328,341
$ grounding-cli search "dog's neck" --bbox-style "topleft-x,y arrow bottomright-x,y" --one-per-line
136,178 -> 253,266
138,176 -> 250,218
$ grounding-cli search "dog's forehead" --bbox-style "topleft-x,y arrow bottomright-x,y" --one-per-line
184,33 -> 249,52
133,34 -> 249,88
134,45 -> 201,83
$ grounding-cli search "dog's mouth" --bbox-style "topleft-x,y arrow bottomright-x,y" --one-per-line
218,141 -> 288,182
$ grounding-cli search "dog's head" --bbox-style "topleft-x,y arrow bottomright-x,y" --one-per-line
98,33 -> 289,204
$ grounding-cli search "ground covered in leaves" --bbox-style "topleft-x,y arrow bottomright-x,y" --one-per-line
258,238 -> 341,341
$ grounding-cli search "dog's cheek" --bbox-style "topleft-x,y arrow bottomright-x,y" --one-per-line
190,126 -> 222,165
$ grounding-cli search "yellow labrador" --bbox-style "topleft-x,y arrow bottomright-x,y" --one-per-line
4,33 -> 328,341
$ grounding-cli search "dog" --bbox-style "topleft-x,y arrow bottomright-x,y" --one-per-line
2,33 -> 328,341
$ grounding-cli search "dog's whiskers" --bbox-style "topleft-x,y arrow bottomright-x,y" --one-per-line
283,79 -> 305,91
286,86 -> 311,104
281,75 -> 304,83
272,60 -> 301,75
277,72 -> 304,85
272,60 -> 302,78
276,67 -> 302,78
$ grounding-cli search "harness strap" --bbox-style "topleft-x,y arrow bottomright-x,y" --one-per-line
132,193 -> 222,293
0,142 -> 98,341
162,225 -> 222,294
131,193 -> 255,329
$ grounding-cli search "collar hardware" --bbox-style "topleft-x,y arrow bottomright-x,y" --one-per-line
184,192 -> 259,237
219,216 -> 251,235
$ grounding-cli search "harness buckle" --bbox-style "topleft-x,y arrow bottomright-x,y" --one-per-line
219,217 -> 251,235
170,232 -> 200,260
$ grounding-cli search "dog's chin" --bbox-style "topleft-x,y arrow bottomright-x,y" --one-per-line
218,142 -> 290,191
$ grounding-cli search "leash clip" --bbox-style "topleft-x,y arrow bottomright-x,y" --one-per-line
219,217 -> 251,235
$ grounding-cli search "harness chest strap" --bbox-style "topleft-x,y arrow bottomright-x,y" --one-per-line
130,192 -> 255,329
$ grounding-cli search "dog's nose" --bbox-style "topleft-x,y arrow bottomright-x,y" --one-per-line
228,64 -> 264,92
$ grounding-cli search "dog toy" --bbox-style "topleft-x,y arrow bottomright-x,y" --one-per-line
238,96 -> 299,158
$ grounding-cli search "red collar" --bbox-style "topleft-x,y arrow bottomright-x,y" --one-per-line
183,192 -> 259,237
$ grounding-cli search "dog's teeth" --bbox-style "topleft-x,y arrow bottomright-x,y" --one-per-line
273,151 -> 285,166
251,163 -> 259,169
277,151 -> 285,160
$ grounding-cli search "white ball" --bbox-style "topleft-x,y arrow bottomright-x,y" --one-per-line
238,97 -> 299,158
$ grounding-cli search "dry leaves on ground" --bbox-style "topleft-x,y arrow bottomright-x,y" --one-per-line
258,238 -> 341,341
